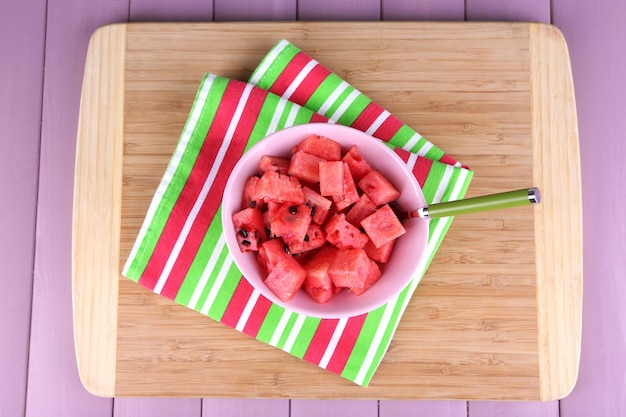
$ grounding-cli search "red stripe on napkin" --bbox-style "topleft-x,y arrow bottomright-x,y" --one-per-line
138,81 -> 249,291
242,296 -> 273,338
412,157 -> 434,188
373,115 -> 403,142
270,52 -> 312,97
302,319 -> 340,364
310,113 -> 328,123
350,102 -> 384,133
325,314 -> 367,374
221,278 -> 254,328
289,64 -> 330,104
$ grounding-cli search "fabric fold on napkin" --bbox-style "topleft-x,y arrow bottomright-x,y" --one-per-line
123,40 -> 473,386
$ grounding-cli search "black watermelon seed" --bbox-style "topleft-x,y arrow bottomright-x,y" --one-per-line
304,234 -> 309,242
239,229 -> 248,238
265,227 -> 271,237
288,205 -> 297,215
257,239 -> 262,245
310,206 -> 316,217
284,244 -> 290,254
241,240 -> 251,247
249,201 -> 257,208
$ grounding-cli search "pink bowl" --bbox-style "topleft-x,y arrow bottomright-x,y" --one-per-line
222,123 -> 429,318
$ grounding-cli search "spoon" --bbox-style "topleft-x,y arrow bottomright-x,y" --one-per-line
395,187 -> 541,220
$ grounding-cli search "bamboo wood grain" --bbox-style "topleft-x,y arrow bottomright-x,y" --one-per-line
72,21 -> 582,400
72,23 -> 126,397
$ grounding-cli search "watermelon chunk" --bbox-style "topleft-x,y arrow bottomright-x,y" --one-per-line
351,259 -> 382,296
331,162 -> 360,211
324,213 -> 369,250
364,238 -> 395,263
267,202 -> 312,242
360,204 -> 406,248
303,246 -> 338,304
242,176 -> 263,209
358,170 -> 401,206
295,134 -> 342,161
258,155 -> 290,175
264,256 -> 307,302
328,248 -> 370,288
302,186 -> 332,225
287,150 -> 326,184
284,223 -> 326,255
257,238 -> 290,273
342,145 -> 372,182
232,207 -> 267,252
345,193 -> 378,227
319,161 -> 345,196
257,171 -> 305,205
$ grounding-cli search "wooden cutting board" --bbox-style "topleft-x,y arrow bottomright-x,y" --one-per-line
72,21 -> 582,400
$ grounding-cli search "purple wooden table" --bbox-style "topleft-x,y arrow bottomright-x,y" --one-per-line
1,0 -> 623,416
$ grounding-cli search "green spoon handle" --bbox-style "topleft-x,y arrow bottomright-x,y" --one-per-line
417,187 -> 541,219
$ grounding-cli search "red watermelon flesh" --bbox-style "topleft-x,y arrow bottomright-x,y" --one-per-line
351,259 -> 382,296
364,238 -> 395,264
342,145 -> 372,182
345,193 -> 378,227
284,223 -> 326,255
287,150 -> 326,184
295,134 -> 342,161
232,207 -> 267,252
264,256 -> 307,302
328,248 -> 370,288
331,162 -> 360,211
242,176 -> 263,209
303,246 -> 338,304
258,155 -> 290,175
358,170 -> 401,206
319,160 -> 345,196
360,204 -> 406,248
267,202 -> 312,242
324,213 -> 369,250
257,238 -> 290,273
302,186 -> 332,225
257,171 -> 305,205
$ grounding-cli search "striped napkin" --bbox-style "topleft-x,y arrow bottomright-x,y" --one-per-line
122,40 -> 473,386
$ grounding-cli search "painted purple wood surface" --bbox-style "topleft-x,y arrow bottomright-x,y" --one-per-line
4,0 -> 623,415
380,400 -> 467,416
0,0 -> 45,416
554,0 -> 626,415
291,400 -> 378,417
382,0 -> 465,21
214,0 -> 296,21
24,0 -> 127,416
470,401 -> 559,417
202,399 -> 289,417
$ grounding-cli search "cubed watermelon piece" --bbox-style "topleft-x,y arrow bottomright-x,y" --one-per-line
331,162 -> 360,211
345,193 -> 378,227
364,238 -> 395,263
232,207 -> 267,252
328,248 -> 370,288
258,155 -> 290,175
324,213 -> 369,249
287,150 -> 326,184
351,259 -> 382,296
360,204 -> 406,248
264,256 -> 307,302
257,171 -> 305,205
242,176 -> 264,209
358,170 -> 401,206
302,186 -> 332,225
257,238 -> 290,272
284,223 -> 326,255
319,161 -> 345,196
296,134 -> 342,161
267,202 -> 312,242
342,145 -> 372,182
303,246 -> 338,304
